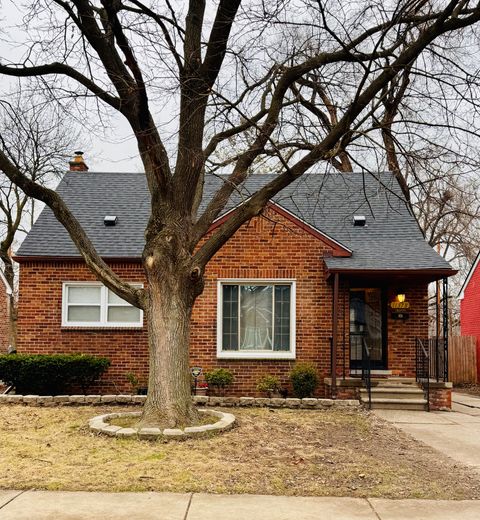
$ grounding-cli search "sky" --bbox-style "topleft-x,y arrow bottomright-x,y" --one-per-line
0,1 -> 171,172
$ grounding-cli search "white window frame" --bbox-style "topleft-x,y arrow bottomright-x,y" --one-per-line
217,279 -> 296,360
62,281 -> 143,328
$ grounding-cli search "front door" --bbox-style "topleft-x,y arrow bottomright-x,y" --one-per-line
349,288 -> 387,370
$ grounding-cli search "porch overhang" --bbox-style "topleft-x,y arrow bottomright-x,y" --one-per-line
325,267 -> 457,284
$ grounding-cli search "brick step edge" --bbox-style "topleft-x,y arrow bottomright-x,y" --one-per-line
0,394 -> 360,409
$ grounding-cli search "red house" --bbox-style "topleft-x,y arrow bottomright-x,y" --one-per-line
459,252 -> 480,379
14,165 -> 455,409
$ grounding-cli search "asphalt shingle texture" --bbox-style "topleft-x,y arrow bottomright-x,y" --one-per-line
16,170 -> 453,272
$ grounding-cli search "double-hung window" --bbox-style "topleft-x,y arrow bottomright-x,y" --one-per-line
62,282 -> 143,327
217,280 -> 296,359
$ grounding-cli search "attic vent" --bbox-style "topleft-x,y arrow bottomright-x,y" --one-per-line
353,215 -> 366,227
104,215 -> 118,226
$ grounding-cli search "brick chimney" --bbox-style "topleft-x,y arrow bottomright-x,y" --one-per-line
69,151 -> 89,172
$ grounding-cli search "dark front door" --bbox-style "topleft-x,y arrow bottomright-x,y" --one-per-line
349,288 -> 387,370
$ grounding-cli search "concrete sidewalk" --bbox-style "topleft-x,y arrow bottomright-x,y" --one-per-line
452,391 -> 480,412
374,392 -> 480,472
1,490 -> 480,520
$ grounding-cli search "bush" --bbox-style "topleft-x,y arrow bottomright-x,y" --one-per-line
290,362 -> 318,398
256,374 -> 281,396
0,354 -> 111,395
204,368 -> 234,390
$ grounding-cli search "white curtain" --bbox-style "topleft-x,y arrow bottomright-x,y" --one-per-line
240,286 -> 273,350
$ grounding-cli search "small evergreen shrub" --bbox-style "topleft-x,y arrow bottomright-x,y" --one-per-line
256,374 -> 281,396
290,362 -> 318,398
204,368 -> 234,393
0,354 -> 110,395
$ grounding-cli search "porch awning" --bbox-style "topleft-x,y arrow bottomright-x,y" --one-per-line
324,237 -> 456,283
324,262 -> 457,283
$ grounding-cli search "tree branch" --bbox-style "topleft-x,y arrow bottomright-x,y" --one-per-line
0,62 -> 121,111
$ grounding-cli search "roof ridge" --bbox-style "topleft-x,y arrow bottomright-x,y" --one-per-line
61,170 -> 396,176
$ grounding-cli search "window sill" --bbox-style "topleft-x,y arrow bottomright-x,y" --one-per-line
217,351 -> 295,360
61,325 -> 143,331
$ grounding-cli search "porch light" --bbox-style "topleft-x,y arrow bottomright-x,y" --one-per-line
396,292 -> 406,303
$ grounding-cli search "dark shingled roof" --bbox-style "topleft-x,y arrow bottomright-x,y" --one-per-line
16,170 -> 453,273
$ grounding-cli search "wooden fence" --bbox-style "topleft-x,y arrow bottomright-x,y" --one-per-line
448,336 -> 477,384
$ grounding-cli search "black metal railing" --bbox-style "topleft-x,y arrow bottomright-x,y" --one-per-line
361,338 -> 372,410
415,338 -> 430,412
430,337 -> 448,382
416,337 -> 448,382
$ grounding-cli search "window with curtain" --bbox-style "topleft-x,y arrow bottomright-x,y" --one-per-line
219,282 -> 294,358
62,283 -> 143,327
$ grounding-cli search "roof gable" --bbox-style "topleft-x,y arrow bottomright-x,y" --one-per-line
209,201 -> 352,257
458,251 -> 480,300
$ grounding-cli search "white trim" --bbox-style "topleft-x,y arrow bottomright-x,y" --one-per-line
62,281 -> 143,328
458,251 -> 480,300
212,200 -> 352,254
0,269 -> 12,295
216,278 -> 296,360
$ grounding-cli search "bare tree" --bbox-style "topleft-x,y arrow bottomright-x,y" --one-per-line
0,92 -> 82,349
284,28 -> 480,275
1,1 -> 480,428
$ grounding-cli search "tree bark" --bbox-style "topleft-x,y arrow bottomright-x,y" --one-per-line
140,225 -> 203,428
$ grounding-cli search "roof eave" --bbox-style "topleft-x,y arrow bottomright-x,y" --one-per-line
325,266 -> 458,283
13,255 -> 142,264
458,251 -> 480,300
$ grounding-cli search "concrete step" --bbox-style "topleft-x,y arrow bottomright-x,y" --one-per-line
373,378 -> 418,387
360,388 -> 425,400
361,397 -> 427,411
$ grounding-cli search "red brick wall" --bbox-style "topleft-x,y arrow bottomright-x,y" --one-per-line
17,207 -> 429,395
387,285 -> 429,377
429,387 -> 452,411
17,262 -> 148,393
190,208 -> 336,396
460,260 -> 480,378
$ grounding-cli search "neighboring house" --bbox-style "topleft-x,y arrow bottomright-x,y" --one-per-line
14,166 -> 456,409
459,251 -> 480,379
0,267 -> 12,352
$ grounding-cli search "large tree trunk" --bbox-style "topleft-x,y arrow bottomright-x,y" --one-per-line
139,229 -> 203,429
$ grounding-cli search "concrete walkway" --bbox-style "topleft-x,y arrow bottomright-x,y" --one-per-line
1,491 -> 480,520
374,392 -> 480,472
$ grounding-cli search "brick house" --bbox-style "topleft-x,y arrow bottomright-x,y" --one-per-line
14,167 -> 455,409
459,252 -> 480,379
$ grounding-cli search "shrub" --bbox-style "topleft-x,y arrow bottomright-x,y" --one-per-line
126,372 -> 140,393
256,374 -> 281,396
0,354 -> 111,395
204,368 -> 234,391
290,362 -> 318,398
126,372 -> 147,394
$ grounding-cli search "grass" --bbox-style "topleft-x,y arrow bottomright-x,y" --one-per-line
0,405 -> 479,498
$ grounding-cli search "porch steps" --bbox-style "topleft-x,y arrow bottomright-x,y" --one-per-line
359,380 -> 427,410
